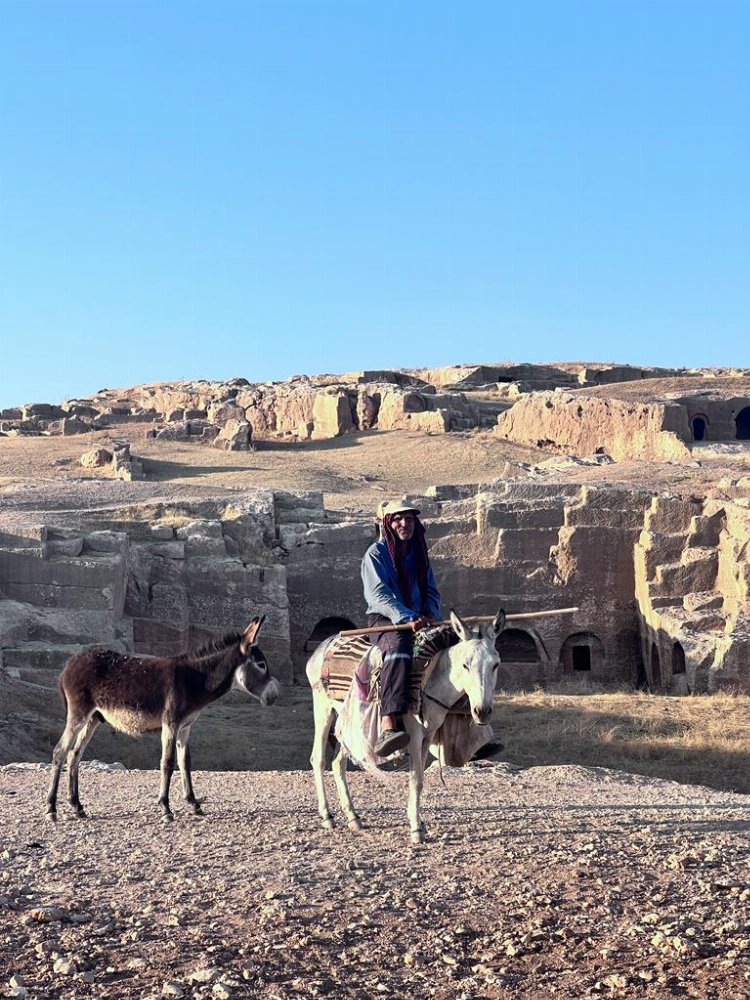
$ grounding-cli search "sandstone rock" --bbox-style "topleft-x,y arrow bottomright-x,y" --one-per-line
212,418 -> 252,451
311,392 -> 354,439
45,417 -> 93,435
496,392 -> 692,462
207,401 -> 246,425
80,447 -> 113,468
21,403 -> 65,419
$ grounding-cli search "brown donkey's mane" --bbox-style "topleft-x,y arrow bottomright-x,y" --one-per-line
178,632 -> 245,672
187,632 -> 244,660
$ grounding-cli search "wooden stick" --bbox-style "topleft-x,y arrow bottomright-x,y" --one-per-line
339,606 -> 579,637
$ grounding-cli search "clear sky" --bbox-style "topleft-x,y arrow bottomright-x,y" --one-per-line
0,0 -> 748,408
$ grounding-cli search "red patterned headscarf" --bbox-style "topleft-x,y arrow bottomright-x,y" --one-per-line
382,513 -> 431,614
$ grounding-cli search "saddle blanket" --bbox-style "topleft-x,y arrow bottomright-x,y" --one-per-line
319,625 -> 460,711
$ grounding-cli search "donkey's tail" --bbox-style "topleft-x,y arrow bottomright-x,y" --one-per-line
57,674 -> 68,711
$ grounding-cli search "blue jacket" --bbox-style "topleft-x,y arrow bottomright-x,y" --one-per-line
361,538 -> 442,624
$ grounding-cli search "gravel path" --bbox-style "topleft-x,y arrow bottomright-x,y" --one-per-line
2,763 -> 750,999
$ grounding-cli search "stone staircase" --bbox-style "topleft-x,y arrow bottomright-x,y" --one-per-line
634,496 -> 728,690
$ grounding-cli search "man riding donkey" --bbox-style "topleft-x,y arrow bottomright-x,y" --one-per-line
362,500 -> 504,760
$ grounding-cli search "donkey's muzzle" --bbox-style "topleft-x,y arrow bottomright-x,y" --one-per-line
261,679 -> 280,707
473,705 -> 493,725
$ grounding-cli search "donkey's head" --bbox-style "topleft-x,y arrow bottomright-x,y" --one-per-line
234,616 -> 280,706
449,609 -> 505,724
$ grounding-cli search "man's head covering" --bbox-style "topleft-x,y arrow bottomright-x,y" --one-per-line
377,499 -> 421,520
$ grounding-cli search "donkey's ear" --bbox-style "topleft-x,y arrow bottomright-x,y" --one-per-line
482,609 -> 506,642
449,610 -> 472,642
240,615 -> 266,653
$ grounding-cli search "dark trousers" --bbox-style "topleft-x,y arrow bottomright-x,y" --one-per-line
367,614 -> 414,717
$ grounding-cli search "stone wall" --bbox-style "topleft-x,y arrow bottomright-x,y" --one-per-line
3,484 -> 750,701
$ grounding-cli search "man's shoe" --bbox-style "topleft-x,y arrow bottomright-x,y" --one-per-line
374,729 -> 410,758
471,740 -> 505,761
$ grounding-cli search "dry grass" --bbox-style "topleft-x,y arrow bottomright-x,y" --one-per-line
494,687 -> 750,794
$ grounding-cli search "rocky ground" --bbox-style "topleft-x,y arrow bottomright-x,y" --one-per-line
2,763 -> 750,999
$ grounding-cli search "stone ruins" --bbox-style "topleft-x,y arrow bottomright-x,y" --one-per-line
1,361 -> 749,722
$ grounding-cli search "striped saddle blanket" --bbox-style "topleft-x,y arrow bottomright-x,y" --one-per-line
320,625 -> 460,710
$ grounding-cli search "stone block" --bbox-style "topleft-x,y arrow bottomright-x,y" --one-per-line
1,643 -> 87,673
481,501 -> 566,531
564,505 -> 646,529
21,403 -> 65,419
81,447 -> 113,468
274,490 -> 325,514
653,552 -> 718,597
45,536 -> 84,557
683,591 -> 724,613
311,392 -> 354,439
645,497 -> 704,534
149,541 -> 186,559
2,583 -> 118,611
635,531 -> 688,578
278,524 -> 307,549
686,511 -> 725,548
84,531 -> 128,555
44,417 -> 93,435
149,524 -> 175,540
303,523 -> 374,546
176,520 -> 223,539
425,518 -> 475,540
185,537 -> 228,557
275,508 -> 329,525
495,528 -> 560,562
133,618 -> 189,654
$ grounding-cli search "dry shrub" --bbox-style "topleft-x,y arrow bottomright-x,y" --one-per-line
493,687 -> 750,794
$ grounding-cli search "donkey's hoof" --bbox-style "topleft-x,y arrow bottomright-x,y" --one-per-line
162,812 -> 175,823
321,816 -> 336,831
347,815 -> 363,832
46,810 -> 57,824
192,805 -> 205,817
410,829 -> 425,845
75,808 -> 88,820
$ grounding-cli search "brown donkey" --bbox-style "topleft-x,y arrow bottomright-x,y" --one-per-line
46,616 -> 278,821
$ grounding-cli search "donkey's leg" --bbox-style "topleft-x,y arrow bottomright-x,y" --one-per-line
404,717 -> 427,845
331,745 -> 362,832
176,724 -> 202,816
158,722 -> 178,821
310,693 -> 336,831
47,714 -> 86,820
67,713 -> 101,818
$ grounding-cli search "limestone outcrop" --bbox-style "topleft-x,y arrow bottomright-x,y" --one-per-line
496,392 -> 693,461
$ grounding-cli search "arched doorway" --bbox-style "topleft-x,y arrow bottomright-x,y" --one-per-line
497,628 -> 540,662
305,616 -> 356,652
736,407 -> 750,440
692,415 -> 708,441
650,642 -> 662,689
560,632 -> 604,673
672,642 -> 686,675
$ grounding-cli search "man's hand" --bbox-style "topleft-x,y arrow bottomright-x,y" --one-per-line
410,615 -> 431,632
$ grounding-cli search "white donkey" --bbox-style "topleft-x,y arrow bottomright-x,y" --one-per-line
306,609 -> 505,844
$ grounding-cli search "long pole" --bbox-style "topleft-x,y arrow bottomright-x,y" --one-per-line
339,606 -> 579,637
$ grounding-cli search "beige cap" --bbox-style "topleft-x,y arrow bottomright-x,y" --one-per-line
378,500 -> 421,519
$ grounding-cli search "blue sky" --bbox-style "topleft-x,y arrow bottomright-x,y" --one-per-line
0,0 -> 748,407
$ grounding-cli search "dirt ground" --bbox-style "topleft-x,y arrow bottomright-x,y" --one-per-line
2,764 -> 750,1000
1,424 -> 748,528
